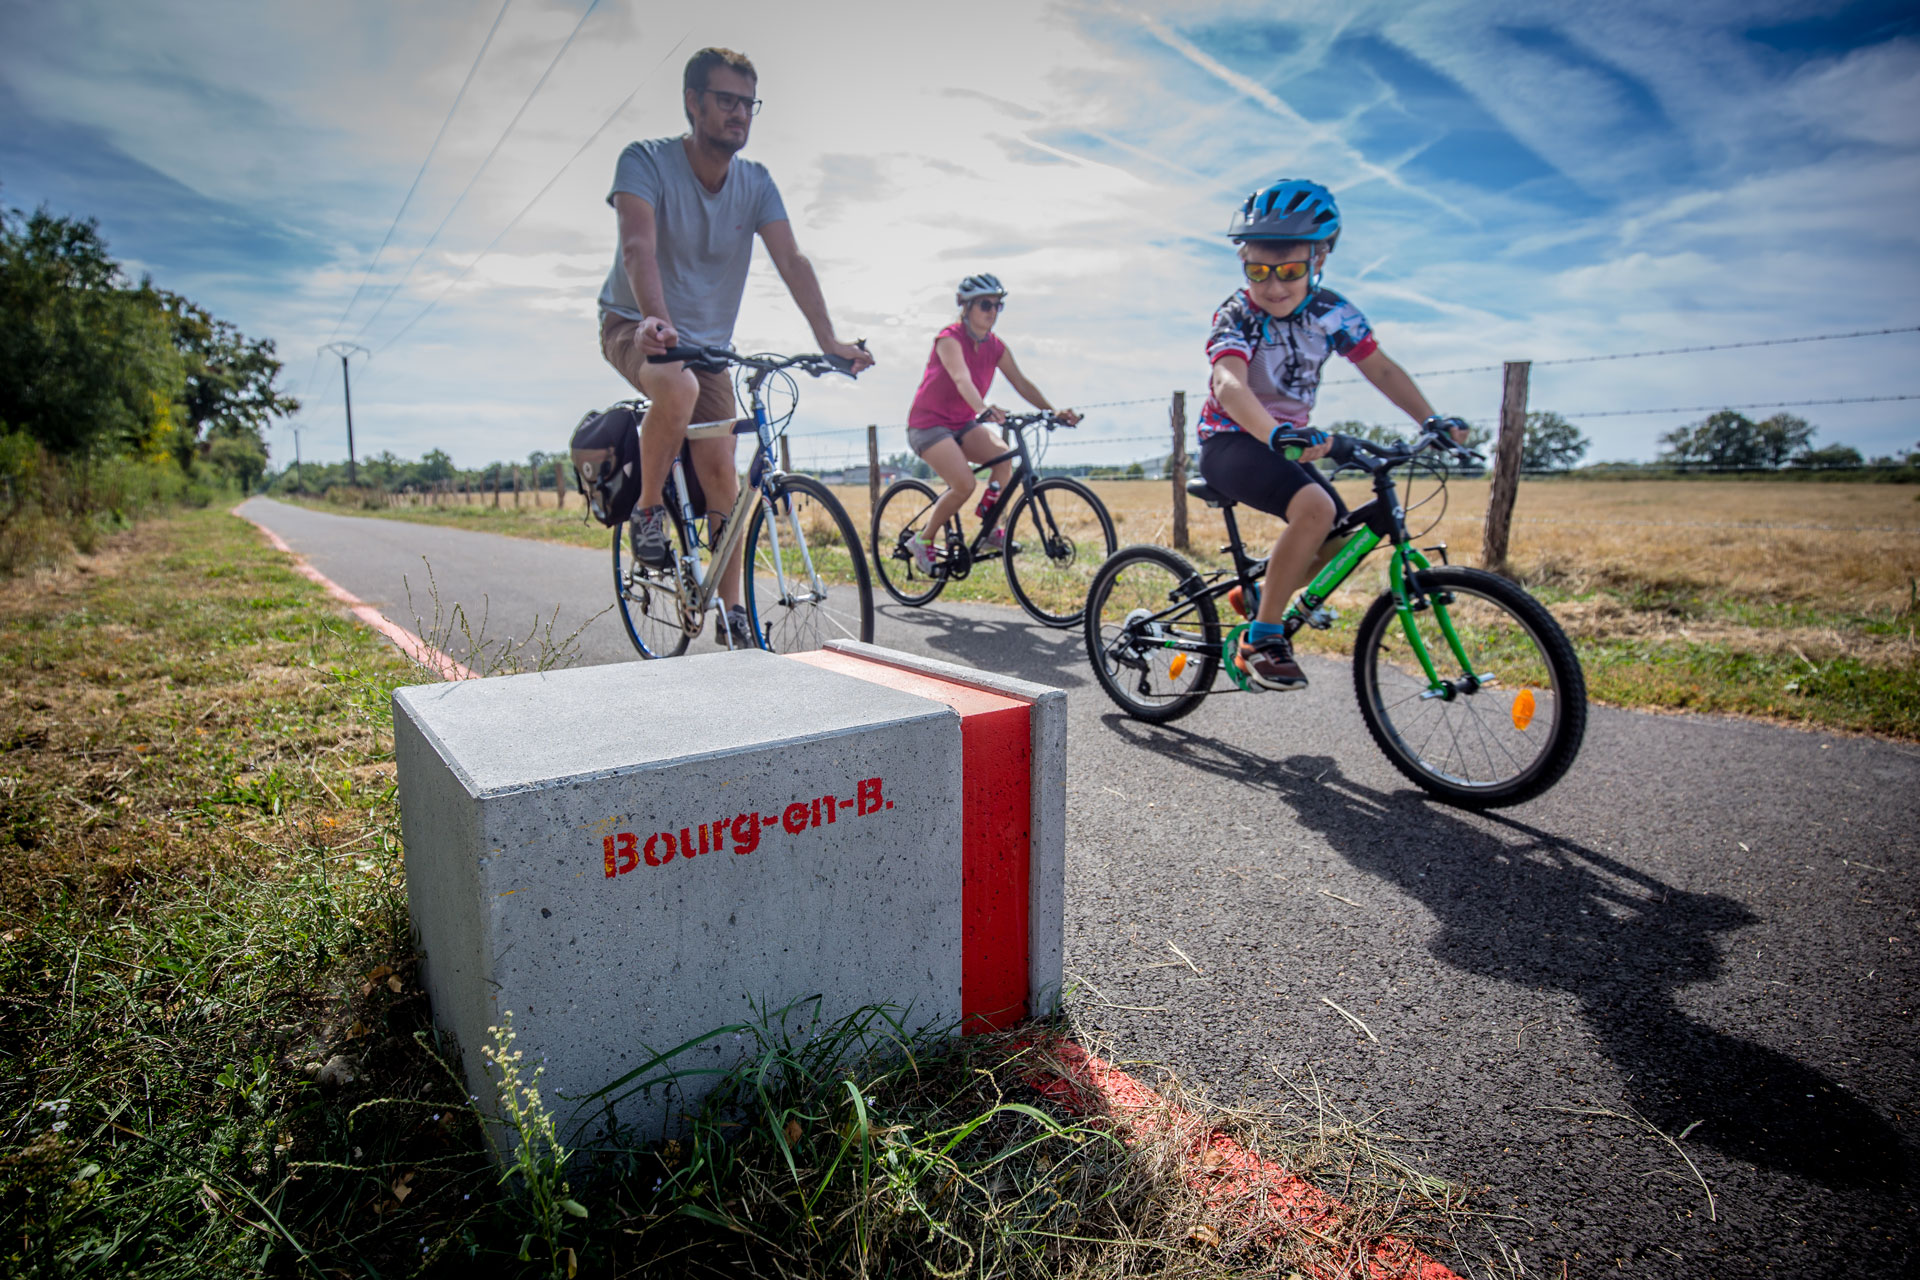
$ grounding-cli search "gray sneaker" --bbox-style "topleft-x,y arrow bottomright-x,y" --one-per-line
716,604 -> 757,650
629,504 -> 669,568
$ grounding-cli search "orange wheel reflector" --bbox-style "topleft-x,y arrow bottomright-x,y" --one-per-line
1169,653 -> 1188,680
1511,687 -> 1537,731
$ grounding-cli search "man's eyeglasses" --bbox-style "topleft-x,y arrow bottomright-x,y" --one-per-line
701,89 -> 762,117
973,298 -> 1005,312
1241,260 -> 1312,285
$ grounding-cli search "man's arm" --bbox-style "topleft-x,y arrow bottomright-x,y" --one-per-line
757,219 -> 874,371
614,192 -> 676,355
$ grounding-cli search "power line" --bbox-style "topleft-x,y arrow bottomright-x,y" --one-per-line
354,0 -> 603,344
374,30 -> 690,357
328,0 -> 513,342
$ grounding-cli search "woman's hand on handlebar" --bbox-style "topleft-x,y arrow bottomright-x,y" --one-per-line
638,316 -> 678,358
976,404 -> 1008,425
1052,407 -> 1082,427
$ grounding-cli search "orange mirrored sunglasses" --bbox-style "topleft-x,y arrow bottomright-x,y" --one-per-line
1241,260 -> 1312,284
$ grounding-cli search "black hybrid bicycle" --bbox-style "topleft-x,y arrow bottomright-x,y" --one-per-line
1083,427 -> 1586,808
871,411 -> 1117,627
607,345 -> 874,658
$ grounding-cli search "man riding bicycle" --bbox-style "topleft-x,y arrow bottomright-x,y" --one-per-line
597,46 -> 874,648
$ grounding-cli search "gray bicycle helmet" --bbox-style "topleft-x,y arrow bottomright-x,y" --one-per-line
956,272 -> 1006,304
1228,179 -> 1340,249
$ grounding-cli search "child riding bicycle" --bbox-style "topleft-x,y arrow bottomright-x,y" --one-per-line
902,273 -> 1080,574
1199,179 -> 1469,692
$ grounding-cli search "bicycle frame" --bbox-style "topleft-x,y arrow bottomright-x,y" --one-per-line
647,377 -> 829,639
948,421 -> 1040,562
1127,451 -> 1483,696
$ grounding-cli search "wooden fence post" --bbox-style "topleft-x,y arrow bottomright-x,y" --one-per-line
1169,391 -> 1189,551
512,467 -> 522,508
492,473 -> 501,508
1480,361 -> 1530,574
867,425 -> 880,515
555,459 -> 567,509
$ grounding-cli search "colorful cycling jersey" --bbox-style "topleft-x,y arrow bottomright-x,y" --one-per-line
1197,287 -> 1378,443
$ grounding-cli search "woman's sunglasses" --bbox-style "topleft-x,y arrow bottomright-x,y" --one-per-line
973,298 -> 1005,312
1241,260 -> 1312,285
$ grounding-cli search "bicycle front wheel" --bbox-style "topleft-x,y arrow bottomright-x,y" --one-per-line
1083,545 -> 1221,723
1354,566 -> 1586,808
744,474 -> 874,653
612,522 -> 691,660
870,478 -> 948,608
1004,477 -> 1117,627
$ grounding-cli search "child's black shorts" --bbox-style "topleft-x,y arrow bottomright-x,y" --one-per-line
1197,430 -> 1348,523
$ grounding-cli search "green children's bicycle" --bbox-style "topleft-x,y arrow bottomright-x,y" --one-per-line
1083,426 -> 1587,808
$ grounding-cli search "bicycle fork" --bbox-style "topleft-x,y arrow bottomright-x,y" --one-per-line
1384,546 -> 1487,699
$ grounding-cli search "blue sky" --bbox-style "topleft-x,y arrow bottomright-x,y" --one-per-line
3,0 -> 1916,470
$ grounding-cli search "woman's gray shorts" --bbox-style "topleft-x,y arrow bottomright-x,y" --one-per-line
906,422 -> 982,456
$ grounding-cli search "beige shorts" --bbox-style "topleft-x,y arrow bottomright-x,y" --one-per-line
600,312 -> 738,425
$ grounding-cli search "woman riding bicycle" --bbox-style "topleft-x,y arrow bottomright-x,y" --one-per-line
902,273 -> 1080,574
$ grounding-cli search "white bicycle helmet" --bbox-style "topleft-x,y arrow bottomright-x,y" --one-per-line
956,273 -> 1006,305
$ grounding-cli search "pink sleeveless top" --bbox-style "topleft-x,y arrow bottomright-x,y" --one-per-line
908,321 -> 1006,431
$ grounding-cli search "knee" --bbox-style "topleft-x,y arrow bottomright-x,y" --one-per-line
641,367 -> 698,415
1290,486 -> 1336,533
951,471 -> 978,500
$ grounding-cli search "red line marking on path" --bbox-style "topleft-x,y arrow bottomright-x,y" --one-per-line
1035,1040 -> 1464,1280
233,506 -> 477,681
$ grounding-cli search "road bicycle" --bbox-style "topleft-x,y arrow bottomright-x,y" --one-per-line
608,345 -> 874,659
871,411 -> 1117,627
1082,427 -> 1586,808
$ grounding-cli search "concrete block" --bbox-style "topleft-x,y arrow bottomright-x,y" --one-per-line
812,641 -> 1067,1020
393,650 -> 963,1146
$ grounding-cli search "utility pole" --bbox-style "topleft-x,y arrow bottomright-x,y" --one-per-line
322,342 -> 369,486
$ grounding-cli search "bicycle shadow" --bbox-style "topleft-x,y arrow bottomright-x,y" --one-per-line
874,601 -> 1093,690
1104,714 -> 1906,1192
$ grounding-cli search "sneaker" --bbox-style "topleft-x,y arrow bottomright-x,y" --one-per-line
1235,632 -> 1309,692
906,532 -> 938,575
629,504 -> 669,568
987,526 -> 1007,552
1227,582 -> 1261,618
715,604 -> 757,650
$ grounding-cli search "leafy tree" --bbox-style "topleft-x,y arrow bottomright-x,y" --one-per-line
158,292 -> 298,471
1790,444 -> 1862,470
0,206 -> 184,457
1754,413 -> 1815,468
1660,410 -> 1821,470
1522,411 -> 1590,471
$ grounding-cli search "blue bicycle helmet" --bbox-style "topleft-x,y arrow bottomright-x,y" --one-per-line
956,272 -> 1007,304
1228,179 -> 1340,249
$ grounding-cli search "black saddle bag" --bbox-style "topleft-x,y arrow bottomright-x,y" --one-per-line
570,405 -> 707,528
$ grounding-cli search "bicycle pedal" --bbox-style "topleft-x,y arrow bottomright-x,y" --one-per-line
1306,606 -> 1339,630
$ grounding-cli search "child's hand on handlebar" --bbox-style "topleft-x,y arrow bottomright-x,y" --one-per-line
639,316 -> 678,357
1425,415 -> 1471,445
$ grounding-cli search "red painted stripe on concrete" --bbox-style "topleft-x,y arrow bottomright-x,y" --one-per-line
786,649 -> 1032,1031
233,507 -> 477,681
1035,1040 -> 1465,1280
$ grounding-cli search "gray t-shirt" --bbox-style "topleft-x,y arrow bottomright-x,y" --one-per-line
598,136 -> 788,349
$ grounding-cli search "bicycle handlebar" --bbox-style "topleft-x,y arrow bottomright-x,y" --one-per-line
647,344 -> 863,379
1329,426 -> 1483,472
974,409 -> 1082,430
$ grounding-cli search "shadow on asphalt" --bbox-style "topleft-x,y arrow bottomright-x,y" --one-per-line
1104,714 -> 1908,1195
872,603 -> 1094,690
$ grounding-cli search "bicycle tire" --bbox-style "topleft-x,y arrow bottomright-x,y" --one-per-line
1004,477 -> 1117,627
1083,544 -> 1221,723
612,521 -> 691,660
1353,566 -> 1586,808
744,474 -> 875,652
870,478 -> 949,608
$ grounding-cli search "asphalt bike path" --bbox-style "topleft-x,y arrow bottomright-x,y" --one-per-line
239,497 -> 1918,1276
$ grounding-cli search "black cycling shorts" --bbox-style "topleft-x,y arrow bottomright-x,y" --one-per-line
1197,429 -> 1348,523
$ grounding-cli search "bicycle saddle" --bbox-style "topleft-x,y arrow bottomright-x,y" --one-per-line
1186,480 -> 1229,508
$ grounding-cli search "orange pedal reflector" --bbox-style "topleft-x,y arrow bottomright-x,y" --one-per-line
1511,687 -> 1536,731
1168,652 -> 1188,679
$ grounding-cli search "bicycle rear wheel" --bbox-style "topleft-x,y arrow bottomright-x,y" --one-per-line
1004,477 -> 1117,627
1083,545 -> 1220,723
870,478 -> 949,607
1353,566 -> 1586,807
744,474 -> 874,652
612,522 -> 691,659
